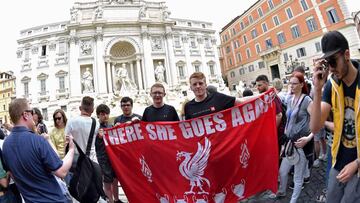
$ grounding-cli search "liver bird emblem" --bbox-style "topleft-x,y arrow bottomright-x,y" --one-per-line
176,137 -> 211,194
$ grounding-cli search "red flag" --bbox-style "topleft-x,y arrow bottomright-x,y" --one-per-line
104,89 -> 278,203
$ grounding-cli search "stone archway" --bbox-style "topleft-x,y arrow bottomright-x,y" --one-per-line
110,41 -> 136,58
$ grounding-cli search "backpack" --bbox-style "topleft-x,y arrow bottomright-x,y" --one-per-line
68,118 -> 106,203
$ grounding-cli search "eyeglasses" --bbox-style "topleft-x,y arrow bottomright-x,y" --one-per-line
54,117 -> 62,121
24,109 -> 34,115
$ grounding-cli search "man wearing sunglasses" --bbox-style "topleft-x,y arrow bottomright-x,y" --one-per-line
114,96 -> 142,125
2,98 -> 75,202
311,31 -> 360,203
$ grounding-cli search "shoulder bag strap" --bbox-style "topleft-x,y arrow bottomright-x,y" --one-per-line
294,95 -> 307,122
85,117 -> 96,157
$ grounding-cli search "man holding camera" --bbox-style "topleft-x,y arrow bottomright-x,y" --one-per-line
310,31 -> 360,203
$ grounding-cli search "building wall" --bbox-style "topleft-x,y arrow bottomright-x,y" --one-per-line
15,0 -> 220,121
0,72 -> 15,124
220,0 -> 360,87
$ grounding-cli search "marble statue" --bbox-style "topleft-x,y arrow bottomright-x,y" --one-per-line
154,62 -> 165,83
80,41 -> 92,55
116,63 -> 136,95
94,6 -> 103,19
82,67 -> 94,93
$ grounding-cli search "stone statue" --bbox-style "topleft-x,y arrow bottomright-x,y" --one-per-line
80,41 -> 92,55
163,10 -> 170,20
82,67 -> 94,93
70,7 -> 78,22
139,3 -> 147,19
116,63 -> 136,95
154,62 -> 165,83
94,6 -> 103,19
151,37 -> 162,51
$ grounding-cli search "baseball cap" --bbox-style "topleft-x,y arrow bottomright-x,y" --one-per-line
321,31 -> 349,59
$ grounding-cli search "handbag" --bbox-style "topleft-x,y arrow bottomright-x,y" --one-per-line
284,141 -> 300,165
286,95 -> 311,142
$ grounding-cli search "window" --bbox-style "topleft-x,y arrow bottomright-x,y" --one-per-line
300,0 -> 309,11
40,79 -> 46,94
248,65 -> 255,72
255,43 -> 261,54
229,58 -> 233,66
315,42 -> 322,52
41,45 -> 47,56
246,48 -> 251,59
251,29 -> 258,39
61,105 -> 67,112
239,68 -> 245,75
284,53 -> 289,61
258,8 -> 263,17
296,47 -> 307,57
209,64 -> 215,75
202,24 -> 206,28
3,105 -> 5,111
248,15 -> 253,24
24,82 -> 29,96
277,32 -> 286,44
243,35 -> 248,43
223,35 -> 228,42
286,8 -> 293,19
226,46 -> 231,53
258,61 -> 265,69
190,37 -> 196,48
240,22 -> 245,30
204,38 -> 210,47
262,23 -> 268,33
24,48 -> 30,60
291,25 -> 301,39
233,40 -> 240,49
178,66 -> 185,77
232,28 -> 237,36
230,71 -> 235,78
194,65 -> 200,72
327,8 -> 339,24
43,27 -> 48,31
273,15 -> 280,26
59,76 -> 65,90
306,17 -> 318,32
265,38 -> 273,49
237,53 -> 242,62
268,0 -> 274,10
187,22 -> 192,27
59,42 -> 66,54
42,108 -> 48,121
174,36 -> 181,47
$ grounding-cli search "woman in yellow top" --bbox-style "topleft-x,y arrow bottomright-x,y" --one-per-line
49,109 -> 67,159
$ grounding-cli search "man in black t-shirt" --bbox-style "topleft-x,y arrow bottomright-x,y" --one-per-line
185,72 -> 251,120
114,97 -> 142,125
142,83 -> 180,122
311,31 -> 360,203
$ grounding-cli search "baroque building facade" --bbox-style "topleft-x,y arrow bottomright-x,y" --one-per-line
15,0 -> 221,120
219,0 -> 360,90
0,71 -> 16,124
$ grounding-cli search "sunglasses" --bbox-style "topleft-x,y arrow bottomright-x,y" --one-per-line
24,109 -> 34,115
325,52 -> 342,68
54,117 -> 62,121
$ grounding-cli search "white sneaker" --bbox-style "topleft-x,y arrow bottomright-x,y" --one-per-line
313,159 -> 320,168
319,154 -> 326,161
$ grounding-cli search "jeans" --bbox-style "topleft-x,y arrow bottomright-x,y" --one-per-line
279,148 -> 307,203
326,168 -> 360,203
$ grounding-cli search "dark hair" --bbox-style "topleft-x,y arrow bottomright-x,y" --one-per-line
81,96 -> 94,113
9,98 -> 28,124
53,109 -> 67,128
242,88 -> 254,97
33,107 -> 43,123
294,66 -> 305,75
96,104 -> 110,115
255,75 -> 269,83
150,83 -> 165,93
291,72 -> 308,95
121,97 -> 133,106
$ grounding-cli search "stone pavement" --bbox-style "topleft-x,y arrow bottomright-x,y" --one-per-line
241,160 -> 327,203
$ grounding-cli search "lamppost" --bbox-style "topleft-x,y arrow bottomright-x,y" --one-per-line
284,54 -> 300,75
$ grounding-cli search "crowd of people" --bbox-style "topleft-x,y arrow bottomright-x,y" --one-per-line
0,30 -> 359,203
